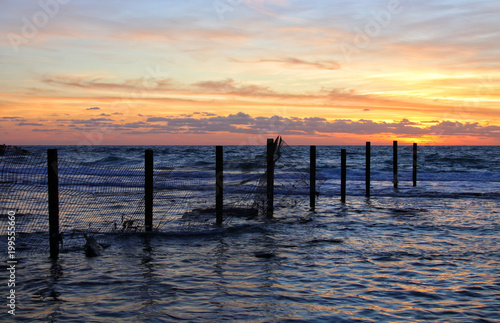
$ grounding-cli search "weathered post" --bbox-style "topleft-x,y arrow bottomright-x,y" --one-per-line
216,145 -> 223,225
366,142 -> 371,197
310,145 -> 316,210
266,138 -> 274,218
413,143 -> 417,187
145,149 -> 153,232
47,149 -> 59,258
393,141 -> 398,188
341,149 -> 346,203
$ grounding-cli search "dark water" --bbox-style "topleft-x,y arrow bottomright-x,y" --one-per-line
1,145 -> 499,322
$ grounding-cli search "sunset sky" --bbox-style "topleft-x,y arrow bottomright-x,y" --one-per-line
1,0 -> 499,145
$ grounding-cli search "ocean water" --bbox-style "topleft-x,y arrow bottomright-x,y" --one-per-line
1,145 -> 499,322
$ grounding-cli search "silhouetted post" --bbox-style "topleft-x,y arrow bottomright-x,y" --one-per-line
341,149 -> 346,203
413,143 -> 417,187
366,142 -> 371,197
48,149 -> 59,259
393,141 -> 398,188
310,145 -> 316,210
266,138 -> 274,218
216,145 -> 223,225
145,149 -> 153,232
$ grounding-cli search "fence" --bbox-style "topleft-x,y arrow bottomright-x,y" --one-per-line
2,137 -> 334,257
1,138 -> 418,258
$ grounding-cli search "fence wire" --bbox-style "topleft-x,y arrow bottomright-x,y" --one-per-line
1,138 -> 324,256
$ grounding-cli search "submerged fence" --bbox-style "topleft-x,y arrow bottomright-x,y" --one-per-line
1,138 -> 419,258
2,137 -> 332,257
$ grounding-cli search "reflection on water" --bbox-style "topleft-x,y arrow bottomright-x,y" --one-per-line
3,196 -> 498,322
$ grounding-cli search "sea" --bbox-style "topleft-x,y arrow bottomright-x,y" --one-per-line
1,145 -> 499,322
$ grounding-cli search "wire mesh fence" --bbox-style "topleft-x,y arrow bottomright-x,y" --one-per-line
1,138 -> 324,256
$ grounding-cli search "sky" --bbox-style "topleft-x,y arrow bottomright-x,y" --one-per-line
1,0 -> 499,145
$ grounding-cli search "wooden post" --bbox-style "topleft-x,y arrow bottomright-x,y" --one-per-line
310,145 -> 316,210
413,143 -> 417,187
366,142 -> 371,197
145,149 -> 153,232
393,141 -> 398,188
341,149 -> 346,203
47,149 -> 59,259
216,145 -> 223,225
266,138 -> 274,218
